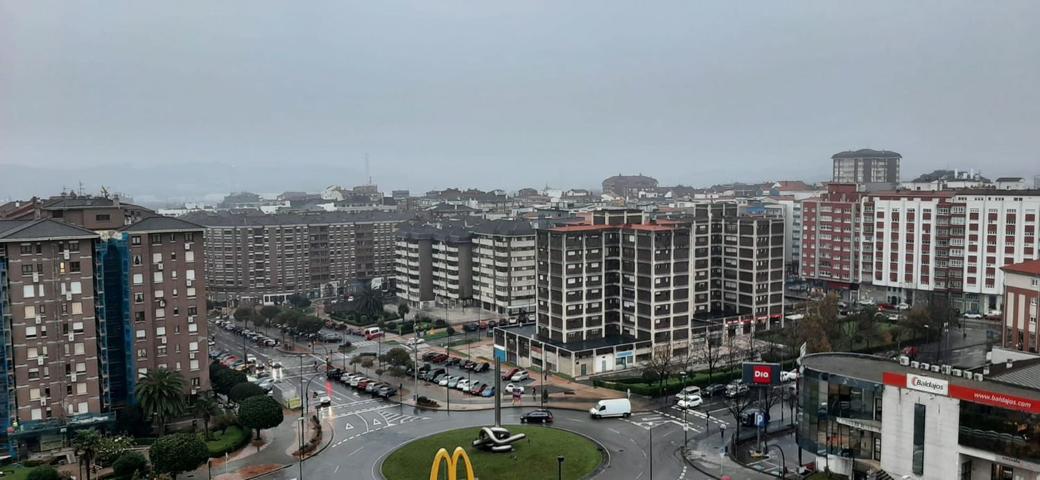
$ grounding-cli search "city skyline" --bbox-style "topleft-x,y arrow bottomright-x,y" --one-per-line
3,1 -> 1040,201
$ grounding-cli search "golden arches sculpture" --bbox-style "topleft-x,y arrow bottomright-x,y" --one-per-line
428,446 -> 477,480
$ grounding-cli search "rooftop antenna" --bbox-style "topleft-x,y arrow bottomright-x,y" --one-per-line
365,153 -> 371,185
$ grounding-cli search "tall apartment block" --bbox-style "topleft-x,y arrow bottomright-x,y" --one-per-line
182,211 -> 409,304
831,149 -> 901,184
1,220 -> 109,458
395,224 -> 473,308
395,220 -> 536,315
800,184 -> 865,295
503,206 -> 784,376
471,221 -> 537,315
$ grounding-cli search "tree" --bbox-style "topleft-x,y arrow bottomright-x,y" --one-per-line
234,306 -> 255,328
135,369 -> 185,434
27,467 -> 60,480
287,293 -> 311,309
191,394 -> 221,440
296,315 -> 324,335
642,345 -> 676,398
229,382 -> 266,403
260,305 -> 281,330
95,434 -> 135,467
354,286 -> 384,317
724,391 -> 757,450
397,303 -> 410,319
695,327 -> 725,383
149,433 -> 209,479
854,308 -> 881,351
381,347 -> 414,375
793,293 -> 841,354
72,429 -> 102,480
211,366 -> 246,396
112,452 -> 149,479
238,396 -> 284,440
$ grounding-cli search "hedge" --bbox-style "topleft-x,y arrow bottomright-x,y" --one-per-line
203,425 -> 250,457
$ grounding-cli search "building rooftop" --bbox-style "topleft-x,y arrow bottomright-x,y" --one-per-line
120,216 -> 205,233
801,352 -> 1040,402
831,149 -> 902,159
995,177 -> 1025,182
0,218 -> 99,242
470,219 -> 535,236
1002,259 -> 1040,276
181,211 -> 412,227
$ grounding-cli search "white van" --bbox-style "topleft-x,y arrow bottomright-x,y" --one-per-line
589,398 -> 631,419
363,327 -> 384,340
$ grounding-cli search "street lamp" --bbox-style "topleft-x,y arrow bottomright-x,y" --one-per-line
680,371 -> 689,450
556,456 -> 564,480
764,444 -> 787,479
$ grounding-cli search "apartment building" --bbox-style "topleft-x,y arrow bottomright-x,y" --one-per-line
800,184 -> 865,297
0,220 -> 110,457
831,149 -> 901,184
182,211 -> 410,303
471,220 -> 537,315
118,217 -> 209,396
711,214 -> 786,322
0,194 -> 154,230
394,224 -> 473,308
1001,260 -> 1040,353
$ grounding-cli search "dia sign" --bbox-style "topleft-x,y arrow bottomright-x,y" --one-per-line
752,366 -> 772,384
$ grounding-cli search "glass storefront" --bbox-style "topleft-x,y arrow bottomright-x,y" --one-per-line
959,401 -> 1040,463
797,368 -> 884,461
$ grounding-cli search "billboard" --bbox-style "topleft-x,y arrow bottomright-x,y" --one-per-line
742,362 -> 782,386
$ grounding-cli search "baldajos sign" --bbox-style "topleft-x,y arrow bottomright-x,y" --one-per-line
906,373 -> 949,396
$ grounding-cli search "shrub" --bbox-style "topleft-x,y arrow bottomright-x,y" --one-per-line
229,382 -> 266,403
96,435 -> 136,467
112,452 -> 149,478
211,413 -> 239,433
203,425 -> 250,457
27,467 -> 60,480
149,433 -> 209,478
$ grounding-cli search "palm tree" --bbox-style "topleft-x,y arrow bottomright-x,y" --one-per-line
73,429 -> 102,480
191,394 -> 221,440
135,369 -> 186,434
355,286 -> 384,317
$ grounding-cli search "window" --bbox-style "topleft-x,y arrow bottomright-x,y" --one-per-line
152,253 -> 162,264
25,326 -> 37,338
153,271 -> 163,283
913,404 -> 926,476
133,273 -> 144,285
68,241 -> 79,252
77,383 -> 87,395
134,292 -> 144,303
72,322 -> 84,332
131,236 -> 142,245
185,251 -> 195,262
70,281 -> 82,294
23,285 -> 35,298
185,232 -> 194,242
135,311 -> 145,322
95,214 -> 110,221
150,233 -> 162,244
19,244 -> 33,255
74,343 -> 85,355
69,261 -> 81,273
136,329 -> 146,339
71,302 -> 83,315
21,264 -> 34,275
24,305 -> 37,317
133,255 -> 142,265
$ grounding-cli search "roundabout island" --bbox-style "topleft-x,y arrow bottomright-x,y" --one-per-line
380,425 -> 605,480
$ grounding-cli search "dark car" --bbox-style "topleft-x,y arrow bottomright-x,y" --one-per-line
326,368 -> 344,380
520,409 -> 554,424
446,357 -> 462,367
461,360 -> 476,370
703,384 -> 727,398
473,362 -> 490,373
463,323 -> 478,333
376,387 -> 398,399
740,408 -> 767,427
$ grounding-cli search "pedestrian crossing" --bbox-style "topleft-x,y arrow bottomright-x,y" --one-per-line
666,405 -> 729,426
622,407 -> 729,432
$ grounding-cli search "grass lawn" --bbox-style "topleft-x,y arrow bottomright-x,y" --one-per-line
0,465 -> 32,480
381,425 -> 603,480
204,425 -> 250,457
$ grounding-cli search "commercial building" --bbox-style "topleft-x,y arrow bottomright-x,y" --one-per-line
496,205 -> 784,378
799,352 -> 1040,480
601,174 -> 659,199
1002,259 -> 1040,353
831,149 -> 901,184
0,194 -> 154,230
182,211 -> 410,304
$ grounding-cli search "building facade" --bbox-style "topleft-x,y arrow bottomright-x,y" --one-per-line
831,149 -> 901,184
471,221 -> 537,315
800,184 -> 865,297
1002,260 -> 1040,353
0,220 -> 112,458
183,211 -> 409,303
799,353 -> 1040,480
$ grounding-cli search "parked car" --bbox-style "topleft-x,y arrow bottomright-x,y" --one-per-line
674,386 -> 702,401
510,370 -> 529,382
740,408 -> 767,427
505,383 -> 524,394
447,376 -> 462,388
376,387 -> 398,399
725,383 -> 749,398
963,312 -> 984,320
473,362 -> 490,373
480,386 -> 496,398
520,409 -> 554,424
502,368 -> 520,380
468,381 -> 484,395
456,379 -> 470,391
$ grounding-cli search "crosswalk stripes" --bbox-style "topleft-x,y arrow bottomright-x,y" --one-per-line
667,406 -> 729,426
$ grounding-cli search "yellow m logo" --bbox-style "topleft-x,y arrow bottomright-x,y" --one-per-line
428,447 -> 476,480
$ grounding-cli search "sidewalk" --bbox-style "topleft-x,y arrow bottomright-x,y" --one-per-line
202,409 -> 336,480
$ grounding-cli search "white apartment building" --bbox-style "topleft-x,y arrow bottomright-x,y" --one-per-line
471,221 -> 537,316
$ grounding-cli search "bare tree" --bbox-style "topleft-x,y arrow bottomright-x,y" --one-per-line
724,392 -> 757,449
642,345 -> 677,399
697,329 -> 725,383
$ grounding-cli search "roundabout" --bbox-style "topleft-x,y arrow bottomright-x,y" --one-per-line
380,425 -> 605,480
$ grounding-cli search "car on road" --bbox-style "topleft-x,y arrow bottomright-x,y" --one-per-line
510,370 -> 529,382
674,386 -> 702,401
463,323 -> 478,333
505,383 -> 524,394
405,337 -> 426,347
589,399 -> 632,419
703,384 -> 727,398
963,312 -> 984,319
446,357 -> 462,367
520,409 -> 554,424
318,395 -> 332,407
502,368 -> 520,380
461,360 -> 476,370
676,395 -> 703,410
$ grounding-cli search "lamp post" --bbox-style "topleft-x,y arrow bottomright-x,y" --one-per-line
765,444 -> 787,479
556,456 -> 564,480
680,371 -> 689,450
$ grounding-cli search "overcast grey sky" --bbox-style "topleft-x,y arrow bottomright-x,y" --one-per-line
2,1 -> 1038,202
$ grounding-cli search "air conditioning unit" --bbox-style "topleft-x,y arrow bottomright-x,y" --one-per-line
63,251 -> 70,260
35,316 -> 42,325
931,365 -> 941,373
974,373 -> 984,381
160,337 -> 167,345
68,333 -> 75,342
910,361 -> 920,369
37,357 -> 44,366
186,280 -> 193,287
157,263 -> 164,271
920,362 -> 930,371
952,368 -> 962,377
941,365 -> 952,375
32,272 -> 39,283
70,373 -> 77,382
65,292 -> 72,301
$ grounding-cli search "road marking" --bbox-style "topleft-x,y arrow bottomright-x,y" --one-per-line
347,446 -> 364,457
334,465 -> 340,473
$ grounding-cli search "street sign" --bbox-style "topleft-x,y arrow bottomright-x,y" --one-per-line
742,362 -> 782,386
755,413 -> 766,428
